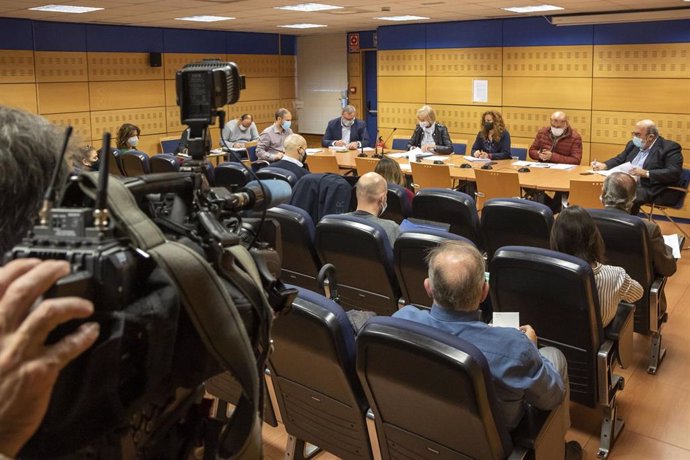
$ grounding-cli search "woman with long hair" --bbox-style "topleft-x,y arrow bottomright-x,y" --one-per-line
471,110 -> 511,160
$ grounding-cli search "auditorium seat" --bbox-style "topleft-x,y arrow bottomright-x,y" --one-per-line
149,153 -> 179,173
256,166 -> 300,187
510,144 -> 528,161
394,229 -> 472,307
357,317 -> 565,460
266,204 -> 321,291
490,246 -> 633,458
214,162 -> 251,190
451,138 -> 468,155
412,188 -> 483,249
105,148 -> 124,176
381,183 -> 412,224
290,173 -> 352,223
391,137 -> 408,151
269,287 -> 374,460
645,167 -> 690,242
315,214 -> 401,315
588,208 -> 669,374
481,198 -> 554,261
119,150 -> 150,176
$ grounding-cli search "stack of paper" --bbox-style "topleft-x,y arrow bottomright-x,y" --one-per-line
305,148 -> 322,155
464,155 -> 491,162
662,234 -> 682,259
329,146 -> 348,152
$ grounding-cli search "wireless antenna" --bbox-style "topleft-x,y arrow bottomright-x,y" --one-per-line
93,132 -> 110,229
39,126 -> 73,225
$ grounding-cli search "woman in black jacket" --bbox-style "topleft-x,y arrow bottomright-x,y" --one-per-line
406,105 -> 454,155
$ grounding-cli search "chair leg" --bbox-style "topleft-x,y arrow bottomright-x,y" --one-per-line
648,330 -> 667,374
285,435 -> 322,460
658,208 -> 690,247
598,395 -> 625,459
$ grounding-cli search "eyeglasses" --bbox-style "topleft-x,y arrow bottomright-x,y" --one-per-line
631,131 -> 645,138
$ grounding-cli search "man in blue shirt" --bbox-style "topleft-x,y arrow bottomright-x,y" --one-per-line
394,241 -> 581,459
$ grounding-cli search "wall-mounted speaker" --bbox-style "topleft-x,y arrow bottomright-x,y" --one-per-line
149,52 -> 162,68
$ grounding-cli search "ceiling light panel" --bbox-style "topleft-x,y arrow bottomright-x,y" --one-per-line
28,4 -> 104,13
502,4 -> 564,13
174,15 -> 235,22
275,3 -> 343,12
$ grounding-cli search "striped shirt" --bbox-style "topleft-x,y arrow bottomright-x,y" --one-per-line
593,263 -> 644,327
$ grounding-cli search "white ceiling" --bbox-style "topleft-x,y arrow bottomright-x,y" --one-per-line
0,0 -> 688,35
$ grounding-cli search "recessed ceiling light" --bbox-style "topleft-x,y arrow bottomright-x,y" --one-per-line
28,4 -> 103,13
174,15 -> 235,22
375,15 -> 430,21
275,3 -> 343,12
278,23 -> 328,28
502,4 -> 564,13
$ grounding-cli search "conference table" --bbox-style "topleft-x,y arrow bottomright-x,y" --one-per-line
311,147 -> 602,193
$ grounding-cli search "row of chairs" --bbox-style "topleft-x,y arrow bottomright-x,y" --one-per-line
388,138 -> 529,161
268,240 -> 633,458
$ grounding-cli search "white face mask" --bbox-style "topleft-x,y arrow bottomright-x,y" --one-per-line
342,118 -> 354,128
127,136 -> 139,147
379,200 -> 387,216
239,124 -> 249,132
420,121 -> 430,129
550,127 -> 565,137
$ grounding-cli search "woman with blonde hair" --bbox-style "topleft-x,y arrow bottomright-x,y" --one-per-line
407,105 -> 453,154
374,157 -> 414,201
471,110 -> 511,160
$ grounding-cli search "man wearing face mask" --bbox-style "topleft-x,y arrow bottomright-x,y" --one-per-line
72,145 -> 99,174
528,112 -> 582,165
256,108 -> 293,162
346,172 -> 400,246
407,105 -> 453,154
116,123 -> 141,152
221,113 -> 259,148
322,105 -> 370,149
269,134 -> 310,180
591,119 -> 683,214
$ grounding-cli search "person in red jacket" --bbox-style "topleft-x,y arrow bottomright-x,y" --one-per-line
529,111 -> 582,165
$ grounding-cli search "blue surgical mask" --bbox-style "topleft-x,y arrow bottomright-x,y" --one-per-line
632,136 -> 643,149
281,120 -> 291,130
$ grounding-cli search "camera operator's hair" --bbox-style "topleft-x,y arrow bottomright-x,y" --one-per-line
274,108 -> 290,120
0,106 -> 71,253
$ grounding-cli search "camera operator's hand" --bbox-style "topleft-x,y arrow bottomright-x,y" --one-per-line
0,259 -> 99,457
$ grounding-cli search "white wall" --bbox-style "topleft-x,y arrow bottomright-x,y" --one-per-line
296,33 -> 348,134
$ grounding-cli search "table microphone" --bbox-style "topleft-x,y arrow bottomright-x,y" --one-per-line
379,127 -> 398,156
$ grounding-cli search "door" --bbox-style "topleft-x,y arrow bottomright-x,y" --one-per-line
363,50 -> 378,145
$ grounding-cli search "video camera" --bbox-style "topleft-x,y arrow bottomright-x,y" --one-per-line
7,60 -> 294,458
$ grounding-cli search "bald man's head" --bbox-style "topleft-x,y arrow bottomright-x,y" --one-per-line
425,241 -> 485,312
356,172 -> 387,204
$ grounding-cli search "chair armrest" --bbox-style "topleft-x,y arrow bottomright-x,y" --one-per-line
511,407 -> 552,449
650,276 -> 667,331
317,263 -> 339,301
512,405 -> 563,459
597,340 -> 615,406
604,302 -> 635,341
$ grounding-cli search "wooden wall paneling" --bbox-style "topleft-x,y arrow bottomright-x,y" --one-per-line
349,98 -> 362,117
378,76 -> 426,103
91,107 -> 167,142
279,55 -> 296,77
501,107 -> 592,141
0,50 -> 35,84
592,78 -> 690,114
226,99 -> 280,124
89,80 -> 165,110
280,99 -> 298,120
163,53 -> 225,80
594,44 -> 690,79
378,102 -> 421,129
0,83 -> 38,113
426,76 -> 503,106
229,54 -> 280,78
241,77 -> 280,101
37,82 -> 90,114
591,111 -> 690,149
503,45 -> 593,77
42,112 -> 92,143
590,142 -> 626,162
279,76 -> 296,99
503,77 -> 593,110
426,47 -> 502,76
166,106 -> 185,134
348,53 -> 361,77
348,75 -> 362,97
35,51 -> 87,82
164,79 -> 178,107
88,52 -> 164,81
378,50 -> 426,76
435,104 -> 503,137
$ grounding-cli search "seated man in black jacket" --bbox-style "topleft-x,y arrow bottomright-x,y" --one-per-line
407,105 -> 453,155
270,133 -> 310,181
591,119 -> 683,214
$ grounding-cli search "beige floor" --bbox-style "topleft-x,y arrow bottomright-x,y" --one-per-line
262,220 -> 690,460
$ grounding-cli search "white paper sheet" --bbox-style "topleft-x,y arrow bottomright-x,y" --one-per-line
329,146 -> 348,152
663,234 -> 682,259
400,163 -> 412,172
492,312 -> 520,329
593,161 -> 634,177
305,148 -> 323,154
425,155 -> 449,162
473,79 -> 488,103
463,155 -> 491,162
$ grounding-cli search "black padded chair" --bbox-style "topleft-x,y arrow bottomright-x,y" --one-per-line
266,204 -> 321,291
149,153 -> 179,173
481,198 -> 554,262
489,246 -> 633,458
105,148 -> 124,176
381,183 -> 412,224
269,287 -> 374,460
588,208 -> 669,374
394,229 -> 473,308
357,317 -> 565,460
391,138 -> 407,150
412,188 -> 483,248
256,166 -> 300,187
645,167 -> 690,243
119,150 -> 150,176
214,162 -> 251,191
315,214 -> 400,316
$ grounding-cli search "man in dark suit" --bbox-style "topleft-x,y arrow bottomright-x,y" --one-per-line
592,120 -> 683,214
601,172 -> 677,312
270,133 -> 310,181
322,105 -> 369,149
